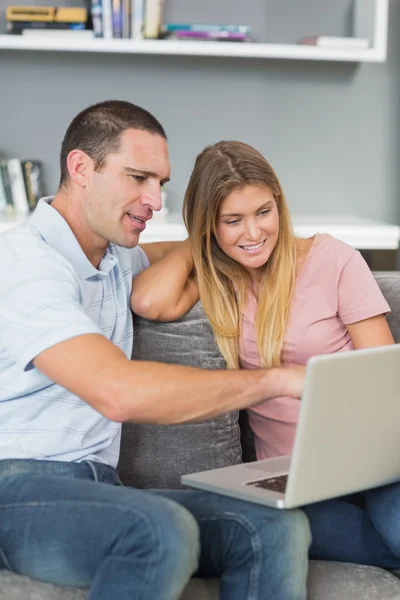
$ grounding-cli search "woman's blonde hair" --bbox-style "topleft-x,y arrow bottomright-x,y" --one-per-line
183,141 -> 296,369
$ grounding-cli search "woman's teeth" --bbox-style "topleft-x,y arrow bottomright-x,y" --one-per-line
241,240 -> 265,251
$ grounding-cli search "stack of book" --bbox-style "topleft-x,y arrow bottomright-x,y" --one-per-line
0,159 -> 45,217
6,6 -> 90,38
299,36 -> 369,50
161,23 -> 252,43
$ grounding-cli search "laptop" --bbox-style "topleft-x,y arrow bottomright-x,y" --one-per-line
182,344 -> 400,509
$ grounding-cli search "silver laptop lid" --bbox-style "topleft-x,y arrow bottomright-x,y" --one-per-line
284,344 -> 400,508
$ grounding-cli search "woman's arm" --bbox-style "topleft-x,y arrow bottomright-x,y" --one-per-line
131,239 -> 199,321
139,241 -> 182,265
346,314 -> 394,349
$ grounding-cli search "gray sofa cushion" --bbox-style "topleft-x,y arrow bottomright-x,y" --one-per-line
374,272 -> 400,342
2,563 -> 400,600
117,301 -> 242,489
307,561 -> 400,599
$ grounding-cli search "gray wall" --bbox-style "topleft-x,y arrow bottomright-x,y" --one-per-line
1,0 -> 400,222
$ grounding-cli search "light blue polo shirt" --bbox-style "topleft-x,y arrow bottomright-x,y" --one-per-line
0,197 -> 149,466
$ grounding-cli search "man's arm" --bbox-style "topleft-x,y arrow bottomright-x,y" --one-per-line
33,334 -> 304,425
132,239 -> 198,321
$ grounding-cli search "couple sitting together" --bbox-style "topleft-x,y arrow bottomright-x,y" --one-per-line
0,99 -> 399,600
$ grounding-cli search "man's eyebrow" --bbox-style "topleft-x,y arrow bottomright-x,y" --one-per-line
220,200 -> 274,218
124,167 -> 170,185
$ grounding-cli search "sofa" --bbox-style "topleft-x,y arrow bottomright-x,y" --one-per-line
2,271 -> 400,600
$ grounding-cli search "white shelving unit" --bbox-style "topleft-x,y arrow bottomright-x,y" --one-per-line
138,214 -> 400,250
2,213 -> 399,250
0,0 -> 388,63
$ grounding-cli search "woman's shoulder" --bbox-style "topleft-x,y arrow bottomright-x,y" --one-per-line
295,233 -> 360,281
310,233 -> 357,263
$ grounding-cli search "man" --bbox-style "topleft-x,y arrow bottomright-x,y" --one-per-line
0,100 -> 310,600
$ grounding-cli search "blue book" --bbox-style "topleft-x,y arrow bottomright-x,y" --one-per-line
162,23 -> 252,35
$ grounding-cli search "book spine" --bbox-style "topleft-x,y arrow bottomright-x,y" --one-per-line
173,30 -> 249,41
299,35 -> 369,49
6,6 -> 87,23
112,0 -> 123,38
144,0 -> 164,39
121,0 -> 130,38
7,159 -> 29,215
131,0 -> 144,40
22,161 -> 44,212
102,0 -> 113,38
7,21 -> 86,32
0,160 -> 14,214
162,23 -> 252,34
0,167 -> 8,212
91,0 -> 103,37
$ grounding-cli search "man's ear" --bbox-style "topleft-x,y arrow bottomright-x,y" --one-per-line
66,149 -> 92,188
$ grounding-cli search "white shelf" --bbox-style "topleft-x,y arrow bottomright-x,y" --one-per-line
0,35 -> 387,62
291,214 -> 400,250
0,0 -> 389,63
3,213 -> 398,250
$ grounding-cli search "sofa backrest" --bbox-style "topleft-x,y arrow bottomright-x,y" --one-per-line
118,271 -> 400,488
374,272 -> 400,342
117,301 -> 242,489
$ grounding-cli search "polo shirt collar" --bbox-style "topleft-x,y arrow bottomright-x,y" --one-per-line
29,197 -> 116,280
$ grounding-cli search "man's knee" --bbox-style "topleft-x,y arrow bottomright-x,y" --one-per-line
114,495 -> 200,579
275,508 -> 312,551
157,498 -> 200,577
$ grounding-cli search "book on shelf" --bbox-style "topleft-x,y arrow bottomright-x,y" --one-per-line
111,0 -> 122,38
90,0 -> 103,37
299,36 -> 369,49
21,160 -> 45,211
162,23 -> 252,35
121,0 -> 130,38
143,0 -> 164,39
7,159 -> 29,215
162,23 -> 252,43
21,29 -> 94,37
171,30 -> 250,42
7,21 -> 87,33
0,160 -> 14,215
131,0 -> 145,40
6,5 -> 88,34
0,163 -> 9,213
6,6 -> 87,22
101,0 -> 113,38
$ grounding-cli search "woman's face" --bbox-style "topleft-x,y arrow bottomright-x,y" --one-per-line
215,185 -> 279,277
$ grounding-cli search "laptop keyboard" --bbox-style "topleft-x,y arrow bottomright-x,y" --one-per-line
246,474 -> 288,494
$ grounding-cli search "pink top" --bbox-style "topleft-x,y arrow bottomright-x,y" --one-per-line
240,234 -> 390,460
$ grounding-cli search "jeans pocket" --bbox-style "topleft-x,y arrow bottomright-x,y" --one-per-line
0,546 -> 12,571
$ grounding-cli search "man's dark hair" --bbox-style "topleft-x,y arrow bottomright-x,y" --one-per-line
59,100 -> 167,187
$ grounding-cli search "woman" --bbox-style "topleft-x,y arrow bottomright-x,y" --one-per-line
132,140 -> 400,568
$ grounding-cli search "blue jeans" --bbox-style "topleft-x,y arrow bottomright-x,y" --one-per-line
0,459 -> 311,600
303,483 -> 400,569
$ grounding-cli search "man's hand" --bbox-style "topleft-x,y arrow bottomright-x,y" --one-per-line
271,366 -> 306,399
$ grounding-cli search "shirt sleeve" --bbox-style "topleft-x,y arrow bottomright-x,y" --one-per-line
338,251 -> 390,324
0,257 -> 101,370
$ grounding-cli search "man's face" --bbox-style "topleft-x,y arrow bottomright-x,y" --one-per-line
84,128 -> 170,248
